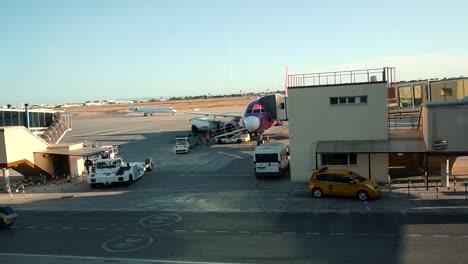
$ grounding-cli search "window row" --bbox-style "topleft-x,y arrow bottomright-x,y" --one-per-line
321,153 -> 357,165
330,96 -> 367,105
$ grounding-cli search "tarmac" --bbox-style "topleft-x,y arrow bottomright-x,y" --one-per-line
2,172 -> 468,214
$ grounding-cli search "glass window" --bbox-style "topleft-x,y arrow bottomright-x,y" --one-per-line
330,98 -> 338,104
255,154 -> 278,162
339,97 -> 347,104
359,96 -> 367,103
348,97 -> 355,103
348,171 -> 366,182
441,88 -> 452,96
322,153 -> 357,165
414,85 -> 422,106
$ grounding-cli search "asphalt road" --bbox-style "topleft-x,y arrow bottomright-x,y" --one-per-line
1,211 -> 468,264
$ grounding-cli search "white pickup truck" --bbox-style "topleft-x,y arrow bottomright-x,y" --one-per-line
174,136 -> 198,154
87,157 -> 146,189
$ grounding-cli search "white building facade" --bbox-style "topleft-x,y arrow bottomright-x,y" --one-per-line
287,68 -> 392,183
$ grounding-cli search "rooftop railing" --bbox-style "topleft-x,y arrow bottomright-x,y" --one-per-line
289,67 -> 395,87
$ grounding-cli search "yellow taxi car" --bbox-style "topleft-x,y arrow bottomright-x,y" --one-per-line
308,167 -> 381,201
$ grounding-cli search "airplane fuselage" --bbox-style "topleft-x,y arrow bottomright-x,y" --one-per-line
242,100 -> 276,134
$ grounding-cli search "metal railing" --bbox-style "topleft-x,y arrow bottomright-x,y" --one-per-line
288,67 -> 395,87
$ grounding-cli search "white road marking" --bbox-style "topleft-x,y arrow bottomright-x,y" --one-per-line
43,227 -> 53,229
174,230 -> 186,232
153,229 -> 165,232
330,233 -> 344,236
460,235 -> 468,238
239,231 -> 251,234
406,234 -> 422,237
379,234 -> 396,236
193,230 -> 207,233
259,231 -> 272,234
355,233 -> 369,236
306,232 -> 320,235
96,227 -> 107,230
114,228 -> 126,231
433,235 -> 449,238
0,253 -> 255,264
79,227 -> 89,230
216,230 -> 229,233
283,232 -> 296,235
26,226 -> 37,229
180,157 -> 218,176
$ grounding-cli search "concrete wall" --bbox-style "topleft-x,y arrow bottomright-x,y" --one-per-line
1,127 -> 49,165
288,82 -> 389,182
69,156 -> 85,178
32,153 -> 54,175
425,104 -> 468,152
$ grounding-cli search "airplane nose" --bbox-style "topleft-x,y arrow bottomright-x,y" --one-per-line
244,116 -> 260,132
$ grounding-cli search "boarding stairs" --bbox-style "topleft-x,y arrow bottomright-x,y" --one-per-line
211,126 -> 248,140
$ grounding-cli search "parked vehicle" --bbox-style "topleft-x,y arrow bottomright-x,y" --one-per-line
174,136 -> 198,154
0,206 -> 17,228
87,157 -> 145,189
216,132 -> 250,144
253,142 -> 289,178
309,167 -> 381,201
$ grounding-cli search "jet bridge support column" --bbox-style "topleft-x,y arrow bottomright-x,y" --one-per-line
440,157 -> 450,187
2,169 -> 10,191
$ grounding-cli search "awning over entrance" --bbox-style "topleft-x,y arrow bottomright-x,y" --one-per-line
316,138 -> 428,154
35,147 -> 108,157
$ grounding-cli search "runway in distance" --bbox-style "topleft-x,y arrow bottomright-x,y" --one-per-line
129,103 -> 177,116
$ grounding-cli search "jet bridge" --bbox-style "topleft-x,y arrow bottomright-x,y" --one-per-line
258,94 -> 288,121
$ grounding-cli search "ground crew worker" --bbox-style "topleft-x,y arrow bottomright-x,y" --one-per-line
205,132 -> 210,145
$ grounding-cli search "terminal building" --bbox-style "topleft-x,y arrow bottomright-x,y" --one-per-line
0,105 -> 105,188
287,67 -> 468,186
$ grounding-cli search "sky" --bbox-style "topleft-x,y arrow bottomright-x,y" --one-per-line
1,0 -> 467,105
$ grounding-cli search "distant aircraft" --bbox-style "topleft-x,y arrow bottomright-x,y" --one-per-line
129,103 -> 177,116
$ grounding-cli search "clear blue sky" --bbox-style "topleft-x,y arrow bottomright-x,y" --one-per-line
1,0 -> 467,105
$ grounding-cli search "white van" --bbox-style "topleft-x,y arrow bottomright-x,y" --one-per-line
253,142 -> 290,178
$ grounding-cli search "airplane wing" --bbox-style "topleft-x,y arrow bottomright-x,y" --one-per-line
189,111 -> 242,119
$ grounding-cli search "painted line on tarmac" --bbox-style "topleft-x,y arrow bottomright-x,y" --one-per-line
0,253 -> 255,264
180,156 -> 218,176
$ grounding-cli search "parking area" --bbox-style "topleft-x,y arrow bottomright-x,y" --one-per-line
2,107 -> 468,213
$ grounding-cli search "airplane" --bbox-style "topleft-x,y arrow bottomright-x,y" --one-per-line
190,94 -> 286,145
129,103 -> 177,116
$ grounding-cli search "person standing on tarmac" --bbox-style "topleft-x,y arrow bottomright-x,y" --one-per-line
205,132 -> 211,145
